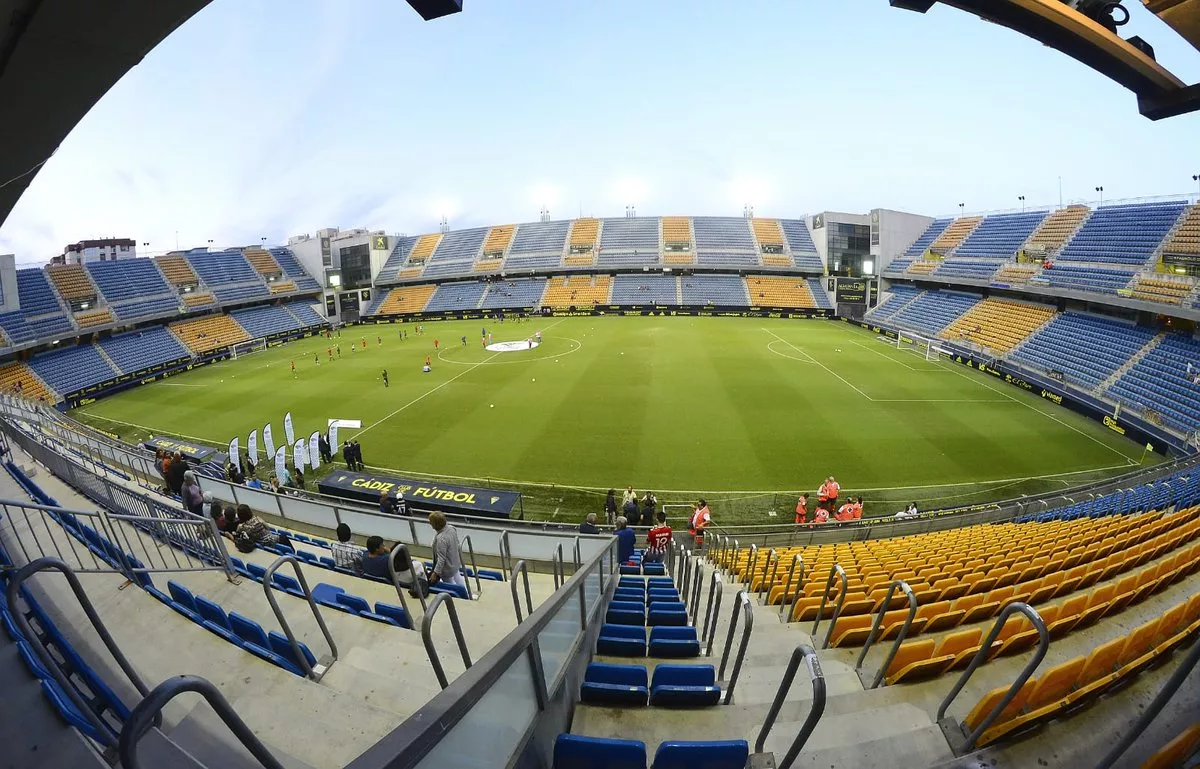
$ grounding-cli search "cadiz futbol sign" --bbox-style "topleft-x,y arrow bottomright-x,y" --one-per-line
317,470 -> 519,519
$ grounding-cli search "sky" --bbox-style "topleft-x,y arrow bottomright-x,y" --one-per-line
1,0 -> 1198,265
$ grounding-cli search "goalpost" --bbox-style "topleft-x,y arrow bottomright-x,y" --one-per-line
895,332 -> 948,361
230,339 -> 267,360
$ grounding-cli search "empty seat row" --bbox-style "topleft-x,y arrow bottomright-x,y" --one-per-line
554,734 -> 747,769
580,662 -> 721,707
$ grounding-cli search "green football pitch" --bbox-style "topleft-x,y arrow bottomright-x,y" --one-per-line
70,316 -> 1158,523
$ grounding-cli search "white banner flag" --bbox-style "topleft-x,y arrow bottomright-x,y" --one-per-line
274,446 -> 287,483
308,431 -> 321,468
263,424 -> 275,458
293,439 -> 307,472
329,422 -> 339,456
284,412 -> 295,446
228,437 -> 239,468
247,430 -> 258,467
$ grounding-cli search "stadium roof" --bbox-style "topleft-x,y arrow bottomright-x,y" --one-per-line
0,0 -> 211,228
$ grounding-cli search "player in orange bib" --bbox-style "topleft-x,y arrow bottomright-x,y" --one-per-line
794,494 -> 809,525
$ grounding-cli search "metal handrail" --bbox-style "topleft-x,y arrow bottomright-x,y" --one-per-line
572,535 -> 581,568
754,644 -> 827,769
262,555 -> 338,681
420,593 -> 472,689
718,589 -> 755,704
678,551 -> 693,608
937,603 -> 1049,751
458,534 -> 483,596
5,557 -> 158,745
1094,633 -> 1200,769
551,542 -> 565,590
510,559 -> 534,623
811,563 -> 848,643
498,530 -> 511,578
760,548 -> 780,603
746,543 -> 759,592
118,675 -> 284,769
778,554 -> 805,623
386,542 -> 426,619
702,570 -> 724,656
854,580 -> 917,688
689,559 -> 703,617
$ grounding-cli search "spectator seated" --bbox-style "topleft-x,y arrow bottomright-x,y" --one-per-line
1057,201 -> 1188,266
903,218 -> 953,257
890,290 -> 980,336
27,344 -> 118,396
648,664 -> 720,707
1009,312 -> 1155,391
0,362 -> 54,401
953,211 -> 1048,258
425,281 -> 487,312
580,663 -> 649,706
680,275 -> 747,306
98,326 -> 190,374
480,278 -> 547,309
610,275 -> 676,305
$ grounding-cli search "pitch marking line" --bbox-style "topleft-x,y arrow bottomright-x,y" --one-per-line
765,340 -> 815,364
762,328 -> 875,400
850,340 -> 942,372
437,337 -> 583,366
355,351 -> 502,438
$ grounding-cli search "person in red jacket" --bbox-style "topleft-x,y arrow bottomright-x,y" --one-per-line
826,476 -> 841,512
794,494 -> 809,525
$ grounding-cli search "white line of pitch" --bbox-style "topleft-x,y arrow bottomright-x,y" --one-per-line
354,351 -> 502,438
762,327 -> 875,401
849,339 -> 941,372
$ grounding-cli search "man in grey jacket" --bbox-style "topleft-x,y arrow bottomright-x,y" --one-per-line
427,511 -> 467,592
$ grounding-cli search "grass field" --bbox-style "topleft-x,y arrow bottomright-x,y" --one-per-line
71,316 -> 1159,523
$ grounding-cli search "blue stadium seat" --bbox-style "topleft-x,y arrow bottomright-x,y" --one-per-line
680,275 -> 748,306
27,344 -> 119,396
610,274 -> 676,305
1058,201 -> 1187,266
596,624 -> 648,656
614,588 -> 647,603
902,218 -> 953,257
271,573 -> 306,598
335,593 -> 372,615
642,561 -> 667,576
780,219 -> 823,272
195,596 -> 238,642
648,589 -> 681,604
428,581 -> 471,600
97,327 -> 190,374
425,281 -> 487,312
268,631 -> 317,677
952,211 -> 1049,259
480,278 -> 547,309
553,734 -> 647,769
649,626 -> 701,658
652,741 -> 749,769
373,601 -> 413,629
649,664 -> 721,707
580,663 -> 649,706
617,578 -> 647,592
166,580 -> 200,620
605,600 -> 646,626
647,602 -> 689,627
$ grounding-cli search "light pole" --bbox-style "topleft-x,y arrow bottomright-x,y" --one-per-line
958,202 -> 965,217
1018,195 -> 1026,213
1192,174 -> 1199,200
1095,186 -> 1104,205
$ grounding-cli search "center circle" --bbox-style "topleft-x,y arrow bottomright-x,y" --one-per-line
486,339 -> 540,353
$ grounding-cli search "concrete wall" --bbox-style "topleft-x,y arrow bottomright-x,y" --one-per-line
0,253 -> 17,313
872,208 -> 934,272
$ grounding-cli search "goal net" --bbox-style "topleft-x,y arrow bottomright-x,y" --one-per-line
231,339 -> 267,360
896,332 -> 948,361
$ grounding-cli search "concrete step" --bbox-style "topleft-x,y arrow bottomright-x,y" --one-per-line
790,722 -> 955,769
760,701 -> 935,755
725,658 -> 864,706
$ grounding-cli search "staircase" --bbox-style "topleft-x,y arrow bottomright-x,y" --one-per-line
675,276 -> 683,305
93,344 -> 121,374
1098,333 -> 1165,394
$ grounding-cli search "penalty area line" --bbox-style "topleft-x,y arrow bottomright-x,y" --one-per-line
762,328 -> 875,401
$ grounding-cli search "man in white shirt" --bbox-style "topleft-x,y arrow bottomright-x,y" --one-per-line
329,523 -> 364,570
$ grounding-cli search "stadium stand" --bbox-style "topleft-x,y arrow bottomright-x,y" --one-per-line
903,218 -> 954,257
865,285 -> 921,324
750,218 -> 784,249
268,279 -> 297,294
8,269 -> 74,340
376,236 -> 416,283
890,290 -> 980,336
408,233 -> 442,264
933,258 -> 1005,281
154,253 -> 200,287
992,264 -> 1040,285
597,218 -> 659,267
1025,205 -> 1091,255
746,276 -> 819,308
420,228 -> 488,279
1108,333 -> 1200,431
182,291 -> 216,310
74,308 -> 113,329
610,274 -> 676,305
907,259 -> 938,276
0,361 -> 53,400
85,258 -> 178,321
1129,274 -> 1193,304
424,281 -> 488,312
939,298 -> 1056,353
242,247 -> 282,276
542,276 -> 611,307
564,218 -> 599,266
930,216 -> 983,253
808,278 -> 834,309
780,219 -> 823,272
45,263 -> 96,302
693,216 -> 758,267
230,305 -> 313,339
1160,204 -> 1200,258
1056,201 -> 1188,266
480,278 -> 547,309
96,326 -> 190,374
661,216 -> 695,265
269,247 -> 321,292
373,285 -> 437,315
169,314 -> 251,354
680,274 -> 748,306
506,221 -> 570,271
27,344 -> 118,396
286,303 -> 325,327
1041,264 -> 1135,294
184,249 -> 260,287
481,225 -> 515,261
1009,312 -> 1156,391
952,211 -> 1049,258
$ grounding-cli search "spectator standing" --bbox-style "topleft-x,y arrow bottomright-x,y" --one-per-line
640,491 -> 657,528
689,499 -> 712,548
428,512 -> 466,591
615,516 -> 636,564
166,451 -> 186,495
329,523 -> 364,570
795,494 -> 809,525
604,489 -> 618,526
181,470 -> 203,514
343,441 -> 353,469
621,494 -> 639,526
644,512 -> 672,563
621,486 -> 637,510
579,513 -> 599,535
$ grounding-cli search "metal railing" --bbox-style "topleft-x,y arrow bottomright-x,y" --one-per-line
421,593 -> 472,690
811,564 -> 848,646
718,589 -> 754,705
778,554 -> 805,623
937,603 -> 1049,751
261,555 -> 338,681
759,547 -> 780,603
702,570 -> 724,656
745,543 -> 760,595
5,557 -> 158,748
854,580 -> 917,688
118,675 -> 284,769
510,559 -> 535,623
1094,633 -> 1200,769
753,644 -> 828,769
458,534 -> 482,596
550,542 -> 565,590
688,558 -> 704,615
386,542 -> 426,620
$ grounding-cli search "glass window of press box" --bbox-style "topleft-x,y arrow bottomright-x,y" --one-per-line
338,244 -> 372,289
827,223 -> 872,276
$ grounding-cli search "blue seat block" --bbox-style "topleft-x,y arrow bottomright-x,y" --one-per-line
597,624 -> 647,656
581,663 -> 649,706
647,606 -> 689,627
335,593 -> 372,615
318,556 -> 337,568
246,563 -> 267,581
619,564 -> 642,575
647,577 -> 675,588
649,626 -> 701,658
311,583 -> 344,605
653,741 -> 749,769
617,578 -> 646,591
614,588 -> 647,603
268,631 -> 316,677
650,665 -> 720,707
374,601 -> 413,630
272,573 -> 306,598
605,600 -> 646,626
642,562 -> 667,576
648,590 -> 681,604
166,580 -> 198,613
428,581 -> 470,600
553,734 -> 646,769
